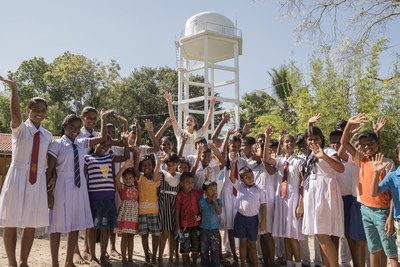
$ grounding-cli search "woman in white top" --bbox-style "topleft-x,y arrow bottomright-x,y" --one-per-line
302,122 -> 344,267
0,75 -> 53,267
164,91 -> 216,157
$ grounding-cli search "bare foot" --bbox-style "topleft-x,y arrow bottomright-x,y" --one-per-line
109,249 -> 122,259
73,253 -> 86,265
82,251 -> 91,262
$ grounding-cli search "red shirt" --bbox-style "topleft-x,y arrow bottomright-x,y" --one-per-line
176,189 -> 203,228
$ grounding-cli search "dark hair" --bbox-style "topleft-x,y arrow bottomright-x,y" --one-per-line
239,167 -> 253,178
161,135 -> 174,143
357,130 -> 378,143
179,158 -> 191,169
122,168 -> 135,178
282,134 -> 295,142
296,134 -> 306,146
81,106 -> 97,116
202,181 -> 217,191
164,152 -> 180,163
396,143 -> 400,156
305,126 -> 325,148
180,171 -> 195,182
243,137 -> 256,146
27,97 -> 48,110
106,123 -> 115,129
139,154 -> 155,172
256,133 -> 265,141
61,114 -> 82,136
334,120 -> 347,131
229,135 -> 241,144
202,147 -> 212,154
329,130 -> 343,141
269,139 -> 279,148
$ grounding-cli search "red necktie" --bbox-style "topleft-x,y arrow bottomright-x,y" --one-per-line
29,131 -> 40,184
232,162 -> 238,197
280,161 -> 288,199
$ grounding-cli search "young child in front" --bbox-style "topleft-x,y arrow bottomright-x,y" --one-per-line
84,132 -> 130,266
175,171 -> 204,266
199,181 -> 223,267
0,75 -> 53,267
371,147 -> 400,265
230,152 -> 266,267
341,114 -> 397,267
114,159 -> 139,267
136,154 -> 162,266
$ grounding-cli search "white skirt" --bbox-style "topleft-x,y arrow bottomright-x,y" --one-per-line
48,173 -> 93,233
220,178 -> 237,230
259,187 -> 275,234
0,162 -> 49,228
272,185 -> 304,240
302,175 -> 344,237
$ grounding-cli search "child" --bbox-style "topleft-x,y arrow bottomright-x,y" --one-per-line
302,120 -> 344,267
165,91 -> 216,157
341,114 -> 397,267
114,159 -> 139,267
0,75 -> 53,267
230,153 -> 266,267
158,153 -> 181,265
136,154 -> 162,266
371,149 -> 400,264
175,172 -> 204,266
264,126 -> 305,267
199,181 -> 223,267
46,110 -> 112,267
84,132 -> 130,266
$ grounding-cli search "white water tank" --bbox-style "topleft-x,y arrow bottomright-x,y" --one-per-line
184,11 -> 237,37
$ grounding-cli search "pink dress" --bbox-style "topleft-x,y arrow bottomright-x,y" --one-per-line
115,184 -> 138,234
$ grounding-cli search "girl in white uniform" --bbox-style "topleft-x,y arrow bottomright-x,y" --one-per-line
47,110 -> 112,267
302,125 -> 344,267
0,75 -> 53,267
264,127 -> 305,267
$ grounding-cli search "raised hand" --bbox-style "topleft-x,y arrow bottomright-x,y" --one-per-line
309,143 -> 325,159
348,113 -> 368,125
164,91 -> 172,102
308,113 -> 321,126
372,153 -> 389,173
114,113 -> 128,123
0,75 -> 17,89
100,109 -> 114,118
373,117 -> 387,133
242,122 -> 252,136
123,159 -> 134,169
230,151 -> 238,163
164,117 -> 173,127
222,111 -> 230,123
264,126 -> 273,139
144,119 -> 154,133
210,95 -> 217,106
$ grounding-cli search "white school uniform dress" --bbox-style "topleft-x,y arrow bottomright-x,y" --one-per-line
220,156 -> 248,230
78,127 -> 98,154
0,120 -> 52,228
272,155 -> 305,240
174,128 -> 202,157
302,148 -> 344,237
251,161 -> 275,234
193,163 -> 222,190
48,136 -> 94,233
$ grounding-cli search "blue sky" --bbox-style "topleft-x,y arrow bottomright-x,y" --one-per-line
0,1 -> 398,97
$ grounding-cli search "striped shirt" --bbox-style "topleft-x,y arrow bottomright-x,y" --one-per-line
84,153 -> 115,200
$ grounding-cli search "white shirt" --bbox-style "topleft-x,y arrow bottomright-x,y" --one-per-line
233,180 -> 266,217
194,163 -> 222,190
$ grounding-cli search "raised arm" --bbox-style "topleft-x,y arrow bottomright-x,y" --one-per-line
178,132 -> 188,158
143,119 -> 160,154
220,128 -> 235,159
164,91 -> 180,134
340,114 -> 367,158
209,143 -> 226,170
373,116 -> 386,141
262,126 -> 277,166
89,109 -> 113,147
211,111 -> 230,144
229,152 -> 238,184
191,145 -> 203,176
113,131 -> 130,162
1,75 -> 22,128
370,153 -> 389,197
155,117 -> 173,140
152,155 -> 163,183
199,95 -> 216,136
309,143 -> 344,173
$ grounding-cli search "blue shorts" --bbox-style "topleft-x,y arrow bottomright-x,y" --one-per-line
342,195 -> 353,238
361,204 -> 397,257
233,212 -> 258,241
349,199 -> 366,241
89,198 -> 117,228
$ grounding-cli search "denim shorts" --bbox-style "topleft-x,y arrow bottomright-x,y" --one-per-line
89,198 -> 117,228
361,204 -> 397,258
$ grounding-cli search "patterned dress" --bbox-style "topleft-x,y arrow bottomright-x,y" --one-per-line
115,184 -> 139,234
158,171 -> 181,231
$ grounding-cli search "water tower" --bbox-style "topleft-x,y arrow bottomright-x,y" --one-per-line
175,11 -> 242,138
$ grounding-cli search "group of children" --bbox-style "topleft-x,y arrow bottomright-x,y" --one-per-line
0,74 -> 400,267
